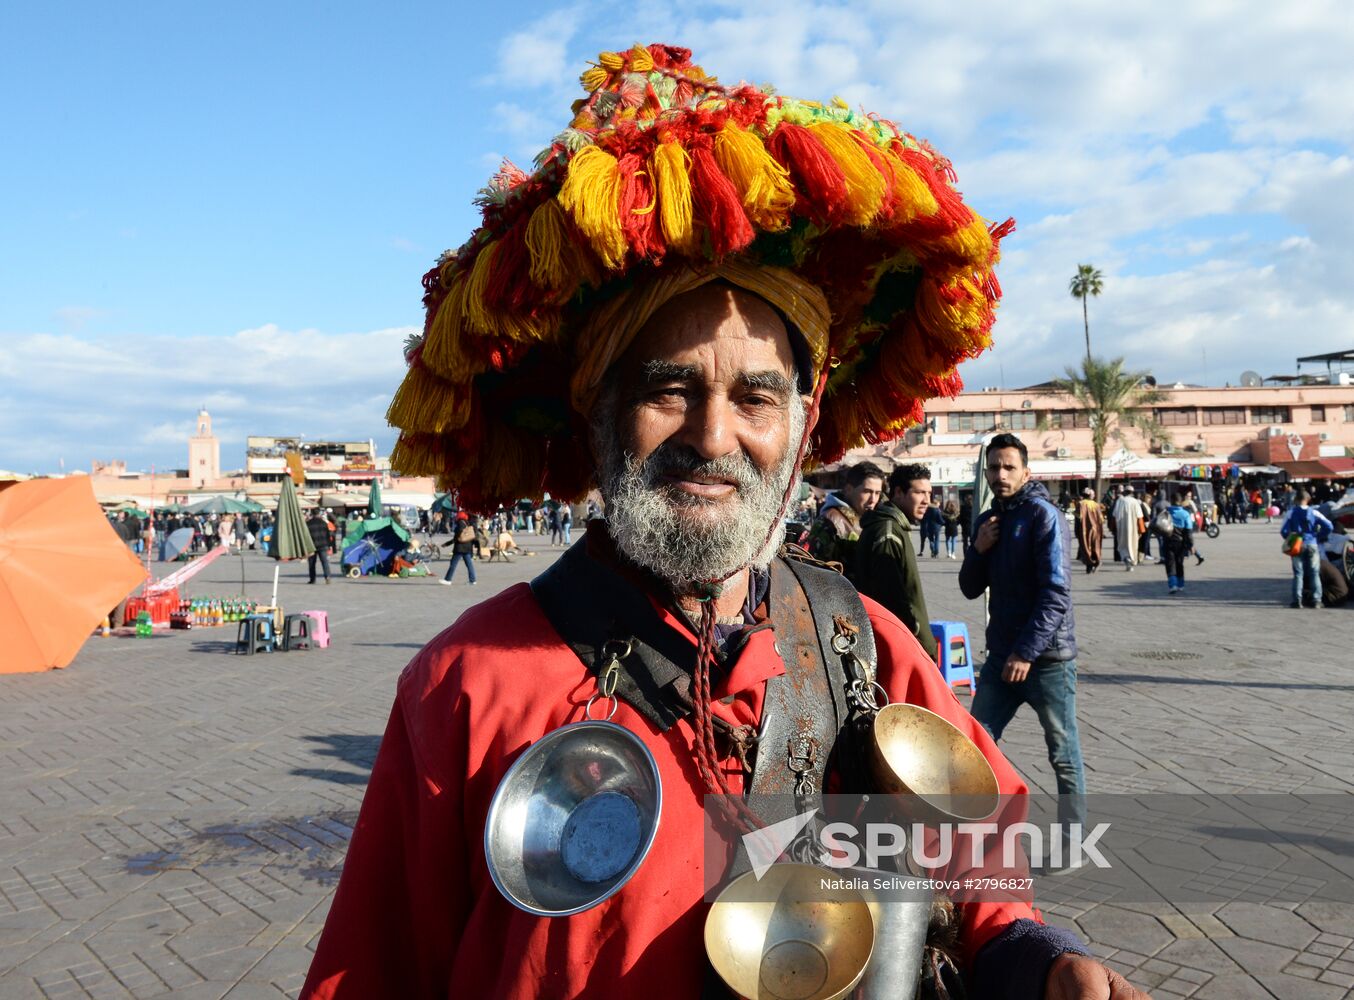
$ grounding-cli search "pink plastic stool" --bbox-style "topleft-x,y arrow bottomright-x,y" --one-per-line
299,610 -> 330,648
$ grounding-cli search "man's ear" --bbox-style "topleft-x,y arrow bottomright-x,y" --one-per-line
800,393 -> 819,435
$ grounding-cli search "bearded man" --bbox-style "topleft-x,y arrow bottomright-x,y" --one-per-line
302,43 -> 1150,1000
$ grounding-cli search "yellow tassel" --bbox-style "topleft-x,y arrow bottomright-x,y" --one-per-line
913,277 -> 988,358
580,66 -> 609,92
806,122 -> 886,226
628,44 -> 653,72
598,51 -> 625,71
881,150 -> 939,223
386,367 -> 473,434
712,124 -> 796,230
462,241 -> 499,335
558,146 -> 628,269
934,216 -> 993,268
421,274 -> 467,373
650,141 -> 698,253
525,199 -> 575,292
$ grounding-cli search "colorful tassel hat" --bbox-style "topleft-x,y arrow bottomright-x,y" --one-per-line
388,43 -> 1011,506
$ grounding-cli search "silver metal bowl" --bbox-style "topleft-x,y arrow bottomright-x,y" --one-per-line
484,720 -> 662,917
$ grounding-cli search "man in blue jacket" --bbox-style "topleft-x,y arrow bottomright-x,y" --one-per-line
1279,489 -> 1333,608
960,433 -> 1087,869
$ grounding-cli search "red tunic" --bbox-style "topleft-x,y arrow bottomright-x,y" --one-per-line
301,577 -> 1042,998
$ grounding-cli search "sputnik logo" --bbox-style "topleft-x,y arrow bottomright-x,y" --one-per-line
741,810 -> 819,880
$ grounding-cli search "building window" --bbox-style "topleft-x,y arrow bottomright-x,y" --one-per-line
946,411 -> 997,432
1155,408 -> 1197,426
1002,410 -> 1038,430
1346,404 -> 1354,422
1311,405 -> 1326,423
1250,406 -> 1291,425
1050,410 -> 1091,430
1203,407 -> 1246,425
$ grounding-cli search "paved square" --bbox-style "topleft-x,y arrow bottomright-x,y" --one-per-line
1,524 -> 1351,998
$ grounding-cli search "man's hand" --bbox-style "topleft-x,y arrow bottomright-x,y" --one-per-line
1002,655 -> 1031,683
974,516 -> 1000,553
1047,955 -> 1152,999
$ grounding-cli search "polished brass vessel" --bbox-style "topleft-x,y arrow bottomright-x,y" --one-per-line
870,702 -> 1000,823
705,863 -> 875,1000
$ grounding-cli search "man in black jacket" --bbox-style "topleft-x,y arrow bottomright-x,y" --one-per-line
959,434 -> 1086,868
307,510 -> 333,584
855,463 -> 939,660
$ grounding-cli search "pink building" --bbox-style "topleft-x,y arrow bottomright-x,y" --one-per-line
837,380 -> 1354,488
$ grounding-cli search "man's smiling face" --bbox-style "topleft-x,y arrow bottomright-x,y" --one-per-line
592,283 -> 808,587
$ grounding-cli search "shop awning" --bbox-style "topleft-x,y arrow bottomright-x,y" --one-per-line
1278,458 -> 1354,479
304,471 -> 340,481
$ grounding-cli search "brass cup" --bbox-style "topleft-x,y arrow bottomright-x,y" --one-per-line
705,863 -> 874,1000
870,703 -> 1000,824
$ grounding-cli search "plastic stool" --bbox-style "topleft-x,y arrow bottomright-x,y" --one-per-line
235,615 -> 276,655
299,610 -> 330,649
928,621 -> 975,694
283,614 -> 313,651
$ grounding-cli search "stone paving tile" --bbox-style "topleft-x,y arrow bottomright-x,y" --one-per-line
2,525 -> 1352,994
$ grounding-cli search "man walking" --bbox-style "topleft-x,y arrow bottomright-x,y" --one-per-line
805,460 -> 884,567
1156,492 -> 1194,595
960,433 -> 1086,868
855,463 -> 939,661
919,500 -> 944,558
1279,490 -> 1332,608
440,511 -> 480,586
1110,486 -> 1145,570
307,510 -> 333,584
1073,487 -> 1103,573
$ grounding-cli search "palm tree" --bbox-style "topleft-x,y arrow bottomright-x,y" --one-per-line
1049,357 -> 1164,498
1069,264 -> 1104,363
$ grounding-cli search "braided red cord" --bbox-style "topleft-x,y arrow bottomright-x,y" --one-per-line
691,366 -> 832,835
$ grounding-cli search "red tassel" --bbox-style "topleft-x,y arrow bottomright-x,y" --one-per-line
989,217 -> 1016,242
890,145 -> 971,236
689,146 -> 754,256
617,152 -> 665,261
482,219 -> 534,313
766,123 -> 848,225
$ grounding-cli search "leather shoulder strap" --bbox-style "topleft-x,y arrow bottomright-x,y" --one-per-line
530,541 -> 697,731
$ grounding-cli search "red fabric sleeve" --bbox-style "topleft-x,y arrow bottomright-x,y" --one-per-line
300,652 -> 469,999
861,594 -> 1043,966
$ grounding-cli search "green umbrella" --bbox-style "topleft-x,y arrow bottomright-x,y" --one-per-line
367,480 -> 383,518
270,477 -> 316,561
107,503 -> 150,518
431,493 -> 458,513
187,496 -> 262,515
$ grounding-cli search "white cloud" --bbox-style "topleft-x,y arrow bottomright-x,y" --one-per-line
0,324 -> 416,473
493,10 -> 581,88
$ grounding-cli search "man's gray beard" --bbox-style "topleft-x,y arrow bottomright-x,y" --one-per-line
593,393 -> 805,592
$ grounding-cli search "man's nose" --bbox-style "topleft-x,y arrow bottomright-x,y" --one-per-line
680,395 -> 735,461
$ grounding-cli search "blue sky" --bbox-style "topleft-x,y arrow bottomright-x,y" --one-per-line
3,1 -> 1351,473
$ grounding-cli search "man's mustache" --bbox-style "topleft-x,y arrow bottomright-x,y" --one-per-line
637,444 -> 764,492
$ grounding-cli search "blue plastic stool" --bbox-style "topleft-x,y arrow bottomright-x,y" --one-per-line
929,621 -> 975,694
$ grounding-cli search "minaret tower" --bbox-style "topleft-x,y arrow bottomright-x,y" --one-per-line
187,408 -> 220,487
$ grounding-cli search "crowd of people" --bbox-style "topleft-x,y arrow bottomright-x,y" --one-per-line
801,439 -> 1089,878
107,509 -> 277,558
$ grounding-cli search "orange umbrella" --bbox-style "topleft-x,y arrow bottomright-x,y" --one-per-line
0,477 -> 146,673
